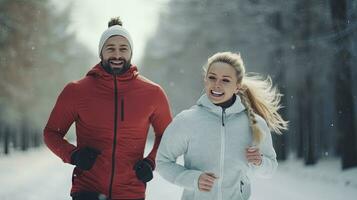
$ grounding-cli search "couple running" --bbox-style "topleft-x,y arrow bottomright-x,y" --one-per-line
44,17 -> 287,200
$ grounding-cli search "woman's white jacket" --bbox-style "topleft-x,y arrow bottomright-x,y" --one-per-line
156,94 -> 278,200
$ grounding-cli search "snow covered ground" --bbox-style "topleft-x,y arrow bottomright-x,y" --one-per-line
0,147 -> 356,200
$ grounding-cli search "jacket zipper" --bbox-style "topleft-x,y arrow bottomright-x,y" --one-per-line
221,109 -> 225,126
218,108 -> 226,200
109,75 -> 119,199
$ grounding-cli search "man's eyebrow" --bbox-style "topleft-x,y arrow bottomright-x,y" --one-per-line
105,44 -> 128,47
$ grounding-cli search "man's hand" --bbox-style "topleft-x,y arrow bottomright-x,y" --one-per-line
71,147 -> 101,170
133,158 -> 154,183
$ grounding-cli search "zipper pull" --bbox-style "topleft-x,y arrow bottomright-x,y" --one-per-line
222,109 -> 226,126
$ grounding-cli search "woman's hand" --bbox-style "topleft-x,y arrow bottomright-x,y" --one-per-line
246,146 -> 262,166
198,172 -> 218,192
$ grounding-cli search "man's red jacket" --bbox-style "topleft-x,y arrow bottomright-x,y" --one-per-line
43,64 -> 172,199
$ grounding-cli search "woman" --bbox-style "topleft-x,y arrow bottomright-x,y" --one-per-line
156,52 -> 288,200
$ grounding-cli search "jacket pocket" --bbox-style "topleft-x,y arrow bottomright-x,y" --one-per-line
239,174 -> 251,200
121,98 -> 124,121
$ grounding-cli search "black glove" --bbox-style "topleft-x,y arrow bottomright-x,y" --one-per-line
133,158 -> 154,183
71,147 -> 101,170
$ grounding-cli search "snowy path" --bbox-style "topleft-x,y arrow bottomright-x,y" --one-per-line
1,147 -> 356,200
0,148 -> 72,200
251,167 -> 357,200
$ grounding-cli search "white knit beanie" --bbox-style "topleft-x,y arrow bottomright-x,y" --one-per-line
98,25 -> 133,57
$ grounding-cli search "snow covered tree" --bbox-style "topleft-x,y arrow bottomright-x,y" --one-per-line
330,0 -> 357,169
0,0 -> 94,154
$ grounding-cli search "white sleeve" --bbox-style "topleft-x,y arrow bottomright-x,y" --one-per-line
250,117 -> 278,178
156,114 -> 202,190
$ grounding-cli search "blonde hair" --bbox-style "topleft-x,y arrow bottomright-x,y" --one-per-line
203,52 -> 288,145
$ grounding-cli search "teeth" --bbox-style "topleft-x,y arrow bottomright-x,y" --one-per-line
212,90 -> 223,95
111,60 -> 123,64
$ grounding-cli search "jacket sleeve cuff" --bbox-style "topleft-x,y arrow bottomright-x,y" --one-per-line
144,157 -> 156,170
174,170 -> 202,191
249,155 -> 277,178
69,147 -> 80,165
62,145 -> 78,164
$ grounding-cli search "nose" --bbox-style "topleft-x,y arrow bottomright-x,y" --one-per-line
113,49 -> 121,59
214,79 -> 222,87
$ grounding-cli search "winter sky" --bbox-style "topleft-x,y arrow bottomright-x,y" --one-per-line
51,0 -> 170,64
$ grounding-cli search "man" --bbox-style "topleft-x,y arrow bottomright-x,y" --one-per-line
44,17 -> 172,200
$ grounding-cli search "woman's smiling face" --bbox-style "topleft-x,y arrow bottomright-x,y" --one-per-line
204,62 -> 240,104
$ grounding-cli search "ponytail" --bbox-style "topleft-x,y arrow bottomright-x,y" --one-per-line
238,89 -> 264,145
239,74 -> 288,144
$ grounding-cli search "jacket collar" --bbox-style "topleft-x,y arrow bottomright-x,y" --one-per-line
197,94 -> 246,116
86,63 -> 139,81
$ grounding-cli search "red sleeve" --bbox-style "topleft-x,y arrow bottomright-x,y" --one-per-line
43,82 -> 78,163
146,86 -> 172,168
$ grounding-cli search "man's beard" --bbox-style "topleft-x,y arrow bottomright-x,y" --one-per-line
101,58 -> 131,75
